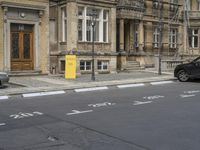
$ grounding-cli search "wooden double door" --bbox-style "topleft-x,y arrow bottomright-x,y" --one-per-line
11,23 -> 34,71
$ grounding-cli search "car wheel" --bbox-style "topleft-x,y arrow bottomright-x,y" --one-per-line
177,70 -> 189,82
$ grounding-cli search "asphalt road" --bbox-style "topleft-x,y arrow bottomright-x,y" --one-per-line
0,81 -> 200,150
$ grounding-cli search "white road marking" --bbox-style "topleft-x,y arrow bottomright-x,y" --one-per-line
133,101 -> 153,105
117,83 -> 145,88
22,91 -> 65,98
75,87 -> 108,92
0,96 -> 9,100
88,102 -> 116,108
9,111 -> 44,119
150,81 -> 174,85
180,94 -> 196,98
67,110 -> 93,115
184,90 -> 200,94
0,123 -> 6,126
143,95 -> 165,100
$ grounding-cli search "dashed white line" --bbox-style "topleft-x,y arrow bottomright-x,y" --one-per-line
0,96 -> 9,100
22,91 -> 65,98
75,86 -> 108,92
150,81 -> 174,85
117,83 -> 145,88
0,123 -> 6,126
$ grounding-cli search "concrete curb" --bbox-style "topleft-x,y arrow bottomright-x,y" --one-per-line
0,76 -> 176,98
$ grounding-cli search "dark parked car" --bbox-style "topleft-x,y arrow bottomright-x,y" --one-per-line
0,72 -> 9,87
174,57 -> 200,82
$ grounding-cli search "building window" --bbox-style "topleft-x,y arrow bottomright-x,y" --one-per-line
199,1 -> 200,11
97,60 -> 109,70
86,8 -> 100,42
184,0 -> 190,11
188,29 -> 199,48
61,6 -> 67,42
78,7 -> 84,41
170,0 -> 178,12
153,27 -> 160,48
78,7 -> 109,43
153,0 -> 159,9
60,60 -> 65,72
103,10 -> 108,42
169,28 -> 177,48
134,24 -> 139,48
80,60 -> 92,71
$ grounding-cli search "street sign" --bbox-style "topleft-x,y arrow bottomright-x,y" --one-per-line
65,55 -> 76,79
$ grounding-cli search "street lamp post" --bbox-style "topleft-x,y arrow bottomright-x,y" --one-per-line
89,9 -> 97,81
158,0 -> 163,75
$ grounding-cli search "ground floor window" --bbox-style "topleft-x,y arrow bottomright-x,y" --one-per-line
97,60 -> 109,70
80,60 -> 92,71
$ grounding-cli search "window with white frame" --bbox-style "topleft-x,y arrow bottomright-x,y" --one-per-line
97,60 -> 109,70
188,28 -> 199,48
153,27 -> 160,48
169,28 -> 177,48
61,6 -> 67,42
80,60 -> 92,71
86,8 -> 100,42
78,7 -> 109,43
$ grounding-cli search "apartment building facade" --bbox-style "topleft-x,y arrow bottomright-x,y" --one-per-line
0,0 -> 49,73
185,0 -> 200,57
50,0 -> 117,74
49,0 -> 200,75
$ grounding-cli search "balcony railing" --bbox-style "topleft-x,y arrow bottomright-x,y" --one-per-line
117,0 -> 145,12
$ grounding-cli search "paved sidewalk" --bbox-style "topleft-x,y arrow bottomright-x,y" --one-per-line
0,70 -> 175,96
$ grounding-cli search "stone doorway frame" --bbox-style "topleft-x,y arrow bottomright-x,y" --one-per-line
4,20 -> 40,72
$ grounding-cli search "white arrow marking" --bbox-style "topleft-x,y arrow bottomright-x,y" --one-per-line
67,110 -> 93,116
0,123 -> 6,126
180,94 -> 196,98
133,101 -> 152,106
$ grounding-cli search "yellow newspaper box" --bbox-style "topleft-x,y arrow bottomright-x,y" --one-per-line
65,55 -> 76,79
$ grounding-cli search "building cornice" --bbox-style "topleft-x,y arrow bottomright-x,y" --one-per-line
0,1 -> 46,11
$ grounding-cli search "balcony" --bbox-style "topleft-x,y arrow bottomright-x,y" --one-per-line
117,0 -> 145,11
117,0 -> 145,19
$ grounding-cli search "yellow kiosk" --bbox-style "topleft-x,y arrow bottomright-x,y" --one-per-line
65,55 -> 76,79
